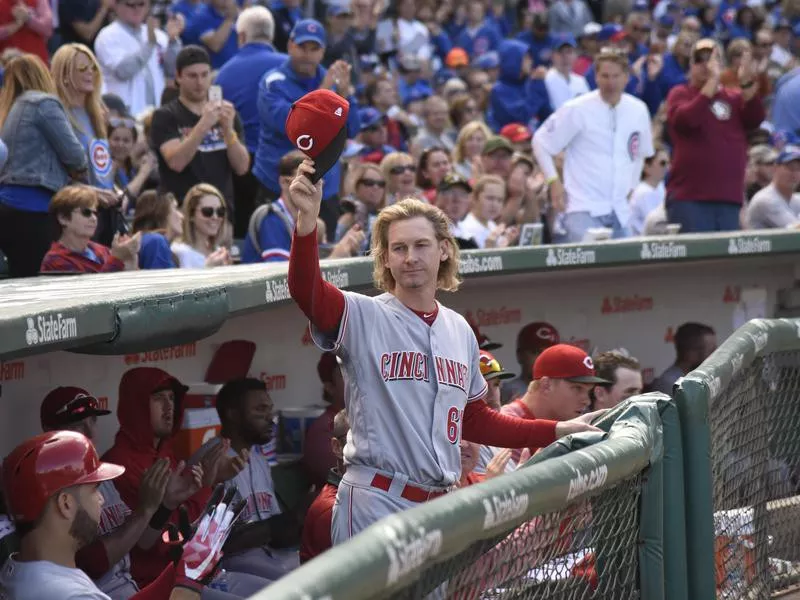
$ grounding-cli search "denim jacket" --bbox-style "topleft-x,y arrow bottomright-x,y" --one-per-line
0,91 -> 88,191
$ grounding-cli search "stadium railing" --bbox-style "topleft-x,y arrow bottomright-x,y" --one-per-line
676,318 -> 800,600
250,396 -> 686,600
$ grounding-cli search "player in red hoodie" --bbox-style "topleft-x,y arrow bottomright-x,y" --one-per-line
102,367 -> 261,596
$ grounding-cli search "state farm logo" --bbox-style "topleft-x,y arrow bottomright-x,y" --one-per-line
25,314 -> 78,346
258,371 -> 287,391
265,278 -> 290,303
0,361 -> 25,382
640,241 -> 687,260
322,268 -> 349,288
545,247 -> 596,267
384,524 -> 443,585
727,237 -> 772,255
483,489 -> 529,530
601,295 -> 654,314
464,307 -> 522,327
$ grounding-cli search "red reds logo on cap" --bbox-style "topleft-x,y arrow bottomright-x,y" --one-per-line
583,356 -> 594,370
533,344 -> 609,384
296,134 -> 314,151
537,326 -> 557,342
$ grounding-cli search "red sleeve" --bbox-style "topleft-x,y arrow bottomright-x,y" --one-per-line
740,93 -> 766,130
288,227 -> 345,334
75,538 -> 111,579
299,488 -> 334,564
667,86 -> 710,132
462,400 -> 557,449
129,563 -> 177,600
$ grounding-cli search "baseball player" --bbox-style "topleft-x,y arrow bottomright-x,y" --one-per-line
0,431 -> 239,600
502,321 -> 560,405
532,47 -> 654,242
286,158 -> 602,543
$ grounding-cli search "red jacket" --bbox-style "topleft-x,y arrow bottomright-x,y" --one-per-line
40,241 -> 124,274
666,83 -> 765,205
0,0 -> 52,64
103,367 -> 212,588
299,479 -> 338,564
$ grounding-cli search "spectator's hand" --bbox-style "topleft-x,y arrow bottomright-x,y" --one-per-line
498,225 -> 520,248
471,156 -> 484,178
485,448 -> 512,480
219,101 -> 236,134
205,247 -> 231,267
632,55 -> 647,76
97,188 -> 121,208
198,101 -> 222,134
738,50 -> 758,88
140,152 -> 158,175
166,13 -> 185,40
290,160 -> 324,236
147,16 -> 158,45
427,21 -> 442,36
164,461 -> 204,510
485,223 -> 506,248
111,232 -> 142,267
530,66 -> 547,80
549,178 -> 565,213
646,53 -> 664,81
330,223 -> 366,257
101,0 -> 114,11
139,458 -> 171,515
11,2 -> 30,23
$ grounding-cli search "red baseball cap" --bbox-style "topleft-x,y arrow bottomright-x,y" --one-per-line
517,322 -> 560,352
285,89 -> 350,184
533,344 -> 610,384
500,123 -> 532,144
40,386 -> 111,430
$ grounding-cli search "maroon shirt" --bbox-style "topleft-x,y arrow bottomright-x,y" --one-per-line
666,83 -> 765,205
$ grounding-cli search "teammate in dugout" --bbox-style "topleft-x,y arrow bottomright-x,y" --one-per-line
284,89 -> 604,543
0,431 -> 241,600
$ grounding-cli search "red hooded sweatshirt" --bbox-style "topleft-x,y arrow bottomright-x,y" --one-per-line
103,367 -> 212,588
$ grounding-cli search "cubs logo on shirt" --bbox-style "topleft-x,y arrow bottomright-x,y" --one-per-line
628,132 -> 641,161
711,100 -> 732,121
90,139 -> 113,179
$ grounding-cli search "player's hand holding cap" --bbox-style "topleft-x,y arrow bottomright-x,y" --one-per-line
285,89 -> 350,183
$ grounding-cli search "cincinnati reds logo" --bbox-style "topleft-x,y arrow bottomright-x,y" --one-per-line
90,139 -> 112,178
583,356 -> 594,370
627,132 -> 640,161
537,327 -> 557,342
296,135 -> 314,151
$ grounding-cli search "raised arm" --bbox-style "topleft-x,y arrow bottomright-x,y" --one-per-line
287,161 -> 346,334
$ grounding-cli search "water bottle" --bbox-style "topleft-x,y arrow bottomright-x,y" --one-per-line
209,569 -> 229,592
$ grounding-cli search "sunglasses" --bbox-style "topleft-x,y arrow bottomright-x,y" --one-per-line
390,165 -> 416,175
199,206 -> 226,218
76,207 -> 98,218
123,1 -> 147,7
76,63 -> 98,73
55,393 -> 99,418
359,178 -> 386,188
108,116 -> 136,129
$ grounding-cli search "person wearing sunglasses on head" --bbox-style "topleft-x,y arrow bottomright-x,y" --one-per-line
172,183 -> 232,268
40,185 -> 141,274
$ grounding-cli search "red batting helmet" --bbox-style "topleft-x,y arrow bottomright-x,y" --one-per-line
2,431 -> 125,523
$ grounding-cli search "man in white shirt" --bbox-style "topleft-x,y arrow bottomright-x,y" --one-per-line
746,146 -> 800,229
545,34 -> 590,110
533,47 -> 654,243
95,0 -> 184,117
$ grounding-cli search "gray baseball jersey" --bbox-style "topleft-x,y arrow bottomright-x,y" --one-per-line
312,291 -> 488,487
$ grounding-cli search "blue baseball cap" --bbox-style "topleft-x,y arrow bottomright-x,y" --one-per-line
598,23 -> 623,41
632,0 -> 649,11
777,145 -> 800,164
327,3 -> 352,17
554,34 -> 577,49
291,19 -> 326,47
434,68 -> 457,88
658,14 -> 675,27
473,51 -> 500,70
358,107 -> 384,130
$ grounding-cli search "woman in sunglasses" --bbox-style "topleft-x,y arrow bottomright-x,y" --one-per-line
40,185 -> 141,273
379,151 -> 421,206
336,163 -> 387,250
172,183 -> 232,268
52,44 -> 125,247
0,55 -> 88,278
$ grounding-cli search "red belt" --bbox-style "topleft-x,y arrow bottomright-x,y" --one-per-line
370,473 -> 449,503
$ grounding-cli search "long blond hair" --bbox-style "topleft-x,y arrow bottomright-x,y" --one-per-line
370,198 -> 461,293
453,120 -> 492,164
51,44 -> 107,139
0,55 -> 57,128
182,183 -> 227,248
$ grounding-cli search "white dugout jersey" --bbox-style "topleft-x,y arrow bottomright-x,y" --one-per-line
312,292 -> 488,487
534,90 -> 654,225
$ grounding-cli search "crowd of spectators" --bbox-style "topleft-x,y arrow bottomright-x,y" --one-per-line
0,0 -> 796,278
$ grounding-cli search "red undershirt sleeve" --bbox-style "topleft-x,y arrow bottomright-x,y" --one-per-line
288,227 -> 345,334
462,401 -> 558,450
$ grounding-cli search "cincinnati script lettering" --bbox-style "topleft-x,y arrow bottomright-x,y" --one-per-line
380,352 -> 468,393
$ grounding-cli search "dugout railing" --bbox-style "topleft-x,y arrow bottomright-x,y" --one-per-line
250,396 -> 688,600
676,318 -> 800,600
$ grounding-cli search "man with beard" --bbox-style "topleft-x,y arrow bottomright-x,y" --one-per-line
213,378 -> 301,581
0,431 -> 232,599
